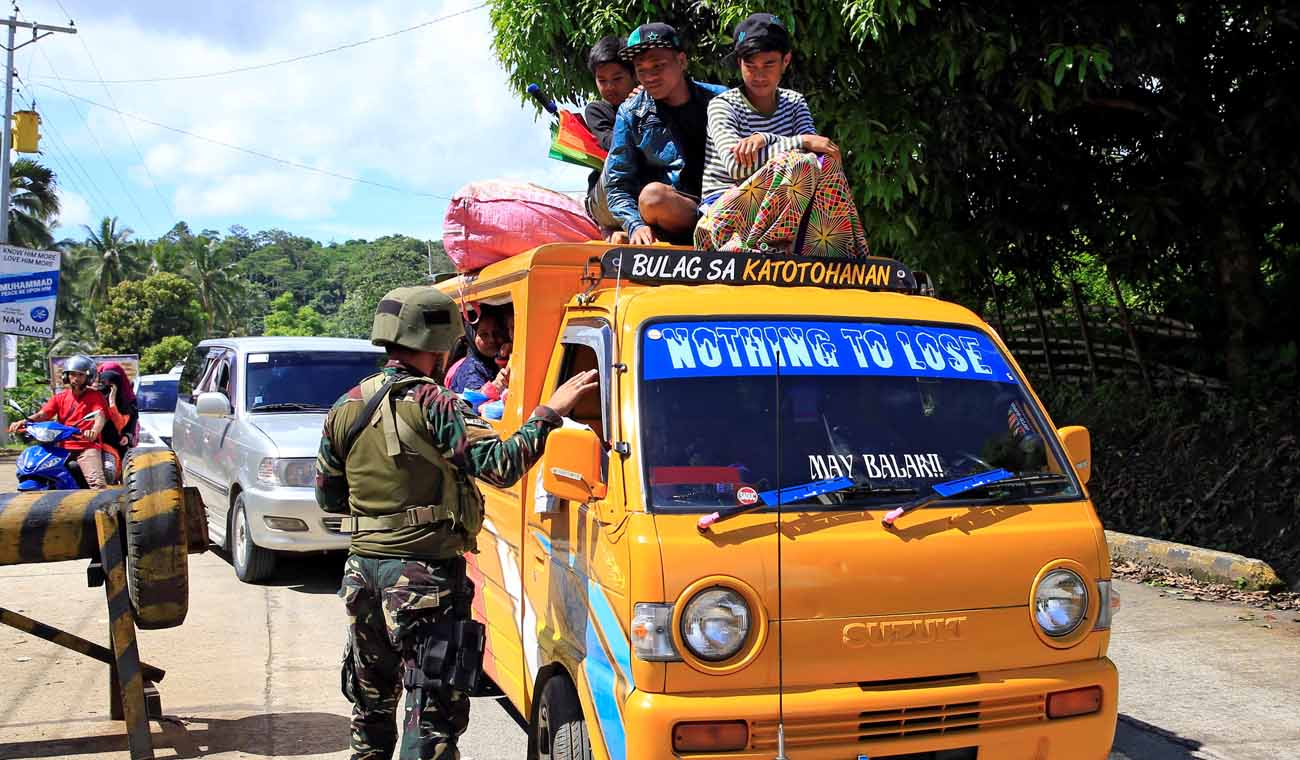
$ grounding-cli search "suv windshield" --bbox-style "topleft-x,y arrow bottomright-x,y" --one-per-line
640,319 -> 1080,511
136,379 -> 178,412
245,351 -> 385,412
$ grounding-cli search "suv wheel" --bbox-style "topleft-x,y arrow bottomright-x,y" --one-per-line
231,494 -> 276,583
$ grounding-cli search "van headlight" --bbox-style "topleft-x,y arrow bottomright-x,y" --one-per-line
257,457 -> 316,488
681,587 -> 750,661
1034,569 -> 1089,636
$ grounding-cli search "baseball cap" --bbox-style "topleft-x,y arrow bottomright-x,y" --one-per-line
620,22 -> 684,60
730,13 -> 792,59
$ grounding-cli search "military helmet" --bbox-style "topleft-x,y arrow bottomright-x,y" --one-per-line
370,286 -> 463,353
62,354 -> 98,383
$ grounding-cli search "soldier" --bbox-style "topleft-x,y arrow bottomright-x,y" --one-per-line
316,286 -> 596,759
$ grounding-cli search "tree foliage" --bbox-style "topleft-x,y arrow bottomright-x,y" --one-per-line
490,0 -> 1300,385
141,335 -> 194,374
7,159 -> 59,250
97,272 -> 206,355
263,292 -> 327,337
329,236 -> 449,338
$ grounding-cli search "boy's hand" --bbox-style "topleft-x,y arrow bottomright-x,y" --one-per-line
801,134 -> 842,167
630,225 -> 657,246
544,370 -> 599,417
732,134 -> 767,169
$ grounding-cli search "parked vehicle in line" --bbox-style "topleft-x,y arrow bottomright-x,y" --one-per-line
133,373 -> 180,448
15,420 -> 121,491
171,337 -> 386,582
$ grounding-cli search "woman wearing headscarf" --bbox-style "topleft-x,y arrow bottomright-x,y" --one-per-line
95,361 -> 138,458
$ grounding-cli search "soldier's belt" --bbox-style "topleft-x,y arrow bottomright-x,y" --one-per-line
341,505 -> 445,534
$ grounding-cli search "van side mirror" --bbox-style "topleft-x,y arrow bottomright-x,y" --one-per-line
1058,426 -> 1091,484
541,427 -> 608,503
196,391 -> 232,418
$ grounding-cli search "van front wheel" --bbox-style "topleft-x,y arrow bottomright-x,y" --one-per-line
231,495 -> 275,583
534,675 -> 592,760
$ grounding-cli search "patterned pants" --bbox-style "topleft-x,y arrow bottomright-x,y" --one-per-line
695,150 -> 870,258
339,554 -> 472,760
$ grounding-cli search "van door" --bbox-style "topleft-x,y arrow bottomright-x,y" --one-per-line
190,349 -> 237,520
522,319 -> 622,710
174,345 -> 221,478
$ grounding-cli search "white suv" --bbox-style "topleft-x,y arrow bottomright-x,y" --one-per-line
172,336 -> 385,582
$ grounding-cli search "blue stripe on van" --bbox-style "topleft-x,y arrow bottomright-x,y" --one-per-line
588,579 -> 634,687
584,617 -> 627,760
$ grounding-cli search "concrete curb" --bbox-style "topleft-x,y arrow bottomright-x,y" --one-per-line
1106,530 -> 1284,590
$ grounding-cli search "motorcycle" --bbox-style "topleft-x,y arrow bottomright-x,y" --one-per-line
15,419 -> 122,491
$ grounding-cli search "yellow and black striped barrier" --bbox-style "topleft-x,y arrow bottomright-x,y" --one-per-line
0,448 -> 206,760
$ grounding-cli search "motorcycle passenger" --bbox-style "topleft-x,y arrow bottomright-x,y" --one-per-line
7,354 -> 111,489
95,361 -> 139,460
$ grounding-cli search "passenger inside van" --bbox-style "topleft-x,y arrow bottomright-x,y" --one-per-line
448,304 -> 513,394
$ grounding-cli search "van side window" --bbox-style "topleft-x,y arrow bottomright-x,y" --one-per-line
178,347 -> 213,399
553,320 -> 612,441
206,352 -> 236,401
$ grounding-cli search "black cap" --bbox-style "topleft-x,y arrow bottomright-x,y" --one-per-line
732,12 -> 792,58
620,23 -> 684,60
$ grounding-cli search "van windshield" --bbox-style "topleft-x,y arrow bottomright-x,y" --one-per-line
639,319 -> 1081,511
245,351 -> 386,412
137,379 -> 178,412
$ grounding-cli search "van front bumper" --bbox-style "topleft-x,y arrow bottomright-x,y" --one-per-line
623,658 -> 1117,759
242,486 -> 350,552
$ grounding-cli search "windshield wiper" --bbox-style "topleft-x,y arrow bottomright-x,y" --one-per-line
698,477 -> 919,531
250,402 -> 329,412
882,470 -> 1074,528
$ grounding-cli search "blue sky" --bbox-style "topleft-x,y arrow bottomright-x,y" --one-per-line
13,0 -> 590,245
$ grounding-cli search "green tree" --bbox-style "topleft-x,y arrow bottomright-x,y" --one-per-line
97,272 -> 206,355
7,158 -> 60,250
140,335 -> 194,374
263,292 -> 326,337
77,216 -> 145,305
329,237 -> 447,338
492,1 -> 1300,385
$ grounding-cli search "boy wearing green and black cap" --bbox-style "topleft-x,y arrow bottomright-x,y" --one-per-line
601,22 -> 725,245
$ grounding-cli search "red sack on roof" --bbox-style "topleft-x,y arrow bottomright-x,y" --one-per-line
442,180 -> 601,272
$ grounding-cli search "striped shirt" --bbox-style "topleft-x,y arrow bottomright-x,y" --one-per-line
701,88 -> 817,199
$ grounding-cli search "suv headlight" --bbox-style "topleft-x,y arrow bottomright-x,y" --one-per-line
257,457 -> 316,488
1035,569 -> 1089,636
680,587 -> 750,661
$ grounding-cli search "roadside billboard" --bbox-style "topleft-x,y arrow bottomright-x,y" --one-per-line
49,354 -> 140,392
0,244 -> 60,339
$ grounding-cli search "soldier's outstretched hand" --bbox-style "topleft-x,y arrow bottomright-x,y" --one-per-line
545,369 -> 599,417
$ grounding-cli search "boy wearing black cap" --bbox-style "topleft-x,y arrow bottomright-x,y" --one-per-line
700,12 -> 840,202
602,22 -> 726,245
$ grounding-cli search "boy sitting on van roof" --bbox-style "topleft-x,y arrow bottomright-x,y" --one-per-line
699,13 -> 839,203
583,36 -> 638,240
601,23 -> 726,246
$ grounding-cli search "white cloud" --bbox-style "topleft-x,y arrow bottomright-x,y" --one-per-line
27,0 -> 592,235
53,189 -> 92,235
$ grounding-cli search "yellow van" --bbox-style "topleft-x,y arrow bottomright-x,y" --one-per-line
438,243 -> 1119,760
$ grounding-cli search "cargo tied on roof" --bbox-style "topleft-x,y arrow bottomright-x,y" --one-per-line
442,180 -> 601,273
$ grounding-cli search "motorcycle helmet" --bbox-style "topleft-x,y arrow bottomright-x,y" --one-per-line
61,354 -> 98,385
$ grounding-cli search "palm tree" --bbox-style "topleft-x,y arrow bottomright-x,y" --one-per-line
184,238 -> 245,334
78,216 -> 144,304
7,159 -> 60,249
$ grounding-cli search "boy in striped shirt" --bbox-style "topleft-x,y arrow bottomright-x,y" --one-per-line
700,13 -> 841,204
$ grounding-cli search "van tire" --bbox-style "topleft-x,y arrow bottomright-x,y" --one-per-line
533,675 -> 592,760
230,494 -> 275,583
123,448 -> 190,629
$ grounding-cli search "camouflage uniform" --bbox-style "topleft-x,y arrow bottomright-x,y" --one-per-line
317,287 -> 561,760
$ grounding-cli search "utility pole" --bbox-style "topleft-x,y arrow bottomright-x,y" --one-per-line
0,15 -> 76,442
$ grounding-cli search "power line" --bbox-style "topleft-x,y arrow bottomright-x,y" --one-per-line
32,2 -> 489,85
15,73 -> 119,218
37,80 -> 455,200
48,0 -> 174,221
32,48 -> 159,233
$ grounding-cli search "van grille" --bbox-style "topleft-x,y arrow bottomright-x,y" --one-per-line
750,694 -> 1045,751
322,517 -> 345,534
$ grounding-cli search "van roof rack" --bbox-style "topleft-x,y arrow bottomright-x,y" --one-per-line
586,247 -> 922,294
